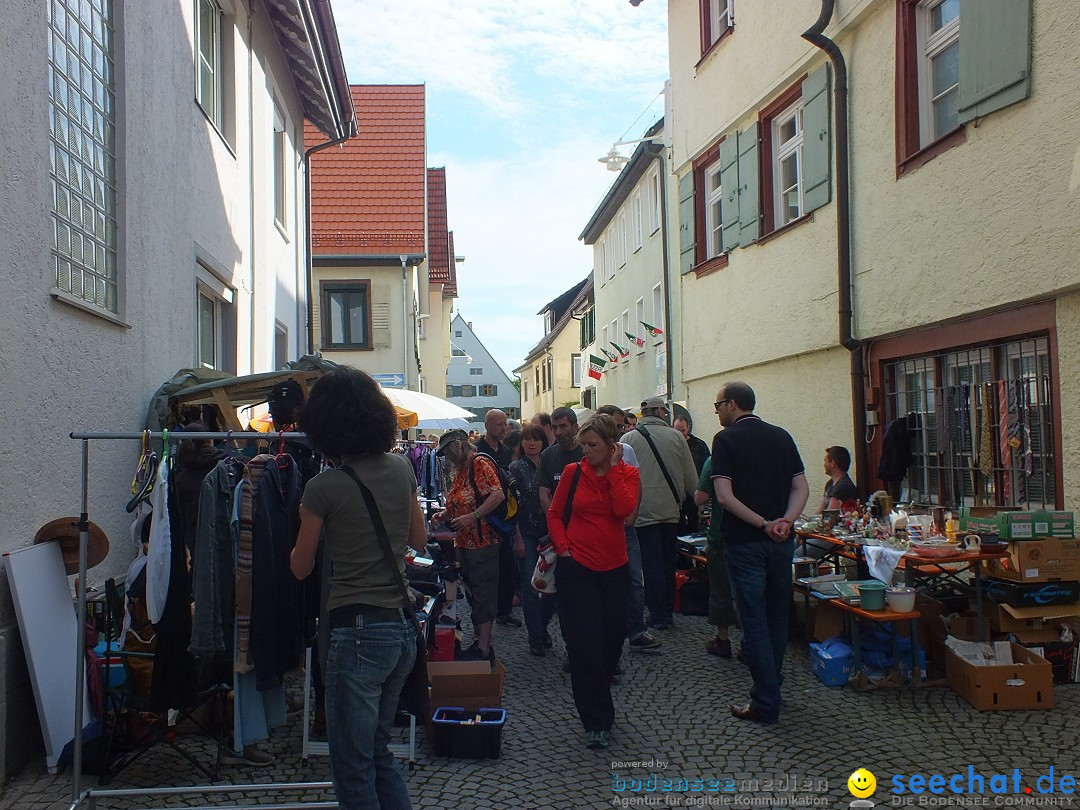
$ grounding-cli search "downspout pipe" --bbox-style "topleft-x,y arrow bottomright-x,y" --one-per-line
802,0 -> 869,494
303,131 -> 352,355
647,142 -> 676,403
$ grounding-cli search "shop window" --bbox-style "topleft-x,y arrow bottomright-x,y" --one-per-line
881,335 -> 1056,508
320,280 -> 371,350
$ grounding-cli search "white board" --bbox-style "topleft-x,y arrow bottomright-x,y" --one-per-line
4,542 -> 93,772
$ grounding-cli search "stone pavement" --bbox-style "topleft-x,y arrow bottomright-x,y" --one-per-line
3,606 -> 1079,810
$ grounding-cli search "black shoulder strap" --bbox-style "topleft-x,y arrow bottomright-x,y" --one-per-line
339,465 -> 420,628
636,425 -> 681,504
563,462 -> 583,528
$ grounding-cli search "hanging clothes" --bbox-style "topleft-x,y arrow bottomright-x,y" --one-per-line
878,418 -> 913,483
979,384 -> 995,478
145,454 -> 172,625
998,380 -> 1012,501
235,458 -> 269,674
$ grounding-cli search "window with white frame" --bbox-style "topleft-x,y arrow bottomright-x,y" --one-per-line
196,268 -> 236,372
598,237 -> 607,285
704,161 -> 724,259
273,102 -> 287,228
195,0 -> 224,129
647,169 -> 661,234
620,311 -> 630,361
535,365 -> 541,392
524,379 -> 531,402
916,0 -> 960,146
772,100 -> 804,228
601,324 -> 609,360
610,319 -> 618,360
702,0 -> 734,52
572,354 -> 582,388
652,284 -> 664,340
546,356 -> 553,391
544,309 -> 554,335
631,192 -> 643,250
274,321 -> 288,369
635,298 -> 646,354
617,212 -> 628,267
470,367 -> 484,375
606,227 -> 616,280
49,0 -> 119,314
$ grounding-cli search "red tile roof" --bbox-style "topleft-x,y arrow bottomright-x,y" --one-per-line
427,168 -> 450,284
307,85 -> 426,255
444,231 -> 458,298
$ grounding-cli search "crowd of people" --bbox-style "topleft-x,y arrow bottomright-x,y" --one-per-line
288,367 -> 856,806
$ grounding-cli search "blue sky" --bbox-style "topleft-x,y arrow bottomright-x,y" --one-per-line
332,0 -> 670,378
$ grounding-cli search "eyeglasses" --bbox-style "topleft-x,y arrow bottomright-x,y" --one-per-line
714,399 -> 732,411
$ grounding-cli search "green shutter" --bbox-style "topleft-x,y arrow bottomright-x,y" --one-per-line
958,0 -> 1032,123
719,134 -> 740,252
801,64 -> 832,214
678,171 -> 696,274
737,122 -> 760,246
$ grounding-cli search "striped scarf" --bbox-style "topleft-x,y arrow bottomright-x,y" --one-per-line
235,455 -> 270,673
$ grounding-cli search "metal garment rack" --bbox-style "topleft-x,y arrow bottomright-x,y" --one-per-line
66,431 -> 337,810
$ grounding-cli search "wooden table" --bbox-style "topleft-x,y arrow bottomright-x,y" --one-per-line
795,531 -> 1009,640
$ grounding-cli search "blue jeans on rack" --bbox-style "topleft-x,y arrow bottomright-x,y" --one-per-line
724,538 -> 794,722
325,615 -> 416,810
517,532 -> 557,645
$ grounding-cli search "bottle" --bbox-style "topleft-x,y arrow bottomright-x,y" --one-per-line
945,512 -> 959,543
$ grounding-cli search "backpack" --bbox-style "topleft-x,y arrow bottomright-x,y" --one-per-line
468,453 -> 520,538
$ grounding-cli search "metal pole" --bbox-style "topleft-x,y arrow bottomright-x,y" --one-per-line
70,431 -> 309,441
72,439 -> 89,801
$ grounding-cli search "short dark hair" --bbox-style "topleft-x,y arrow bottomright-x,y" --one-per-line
298,366 -> 397,459
722,381 -> 756,411
504,429 -> 521,451
520,424 -> 549,449
551,406 -> 577,425
596,404 -> 625,419
534,412 -> 552,428
826,446 -> 851,472
673,416 -> 691,430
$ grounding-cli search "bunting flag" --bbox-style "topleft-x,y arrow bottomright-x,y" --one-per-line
641,321 -> 664,337
625,331 -> 645,348
601,347 -> 619,363
610,341 -> 630,359
588,354 -> 606,380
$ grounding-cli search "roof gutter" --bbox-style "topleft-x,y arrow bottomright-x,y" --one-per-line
802,0 -> 868,495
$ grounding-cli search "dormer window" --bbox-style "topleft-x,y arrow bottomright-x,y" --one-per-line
544,310 -> 554,335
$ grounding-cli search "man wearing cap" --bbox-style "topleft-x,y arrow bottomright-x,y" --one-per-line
711,381 -> 808,723
431,429 -> 505,661
622,397 -> 698,631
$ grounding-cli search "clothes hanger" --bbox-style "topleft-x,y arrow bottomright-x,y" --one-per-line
125,430 -> 158,513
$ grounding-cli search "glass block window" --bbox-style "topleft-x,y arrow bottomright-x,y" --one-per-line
49,0 -> 117,313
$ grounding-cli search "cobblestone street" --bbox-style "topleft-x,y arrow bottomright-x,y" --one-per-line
4,606 -> 1079,810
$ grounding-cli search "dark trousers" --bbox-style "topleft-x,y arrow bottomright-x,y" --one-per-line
636,522 -> 678,626
555,557 -> 629,732
724,538 -> 794,721
517,532 -> 557,644
496,532 -> 517,617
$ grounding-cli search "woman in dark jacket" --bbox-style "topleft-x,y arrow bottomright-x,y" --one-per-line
509,424 -> 552,656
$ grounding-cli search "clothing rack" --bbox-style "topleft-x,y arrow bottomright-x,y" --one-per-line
66,431 -> 333,810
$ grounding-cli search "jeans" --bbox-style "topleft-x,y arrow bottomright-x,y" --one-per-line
724,539 -> 794,721
517,532 -> 557,644
556,557 -> 629,732
325,616 -> 416,810
636,522 -> 678,627
625,525 -> 648,640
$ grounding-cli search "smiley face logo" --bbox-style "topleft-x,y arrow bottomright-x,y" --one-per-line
848,768 -> 876,798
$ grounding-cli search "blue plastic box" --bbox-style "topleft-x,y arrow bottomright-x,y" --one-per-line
431,707 -> 505,758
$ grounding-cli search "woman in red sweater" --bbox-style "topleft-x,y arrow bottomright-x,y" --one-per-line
547,413 -> 640,749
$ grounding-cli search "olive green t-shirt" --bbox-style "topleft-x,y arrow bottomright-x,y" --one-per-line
697,457 -> 725,548
301,453 -> 416,612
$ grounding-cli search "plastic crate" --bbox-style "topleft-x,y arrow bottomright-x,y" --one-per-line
431,707 -> 505,758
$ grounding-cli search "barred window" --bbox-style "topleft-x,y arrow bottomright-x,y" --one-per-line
883,336 -> 1056,508
49,0 -> 118,313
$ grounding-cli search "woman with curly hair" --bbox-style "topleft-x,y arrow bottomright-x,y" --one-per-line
290,366 -> 426,810
547,413 -> 639,749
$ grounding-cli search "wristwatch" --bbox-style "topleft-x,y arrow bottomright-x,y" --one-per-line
760,518 -> 769,530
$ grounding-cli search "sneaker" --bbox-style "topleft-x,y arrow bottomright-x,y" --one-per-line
649,621 -> 672,631
542,630 -> 553,649
585,731 -> 600,748
705,637 -> 733,658
586,729 -> 611,749
629,632 -> 662,651
221,745 -> 275,767
458,644 -> 489,662
529,641 -> 546,657
495,614 -> 522,627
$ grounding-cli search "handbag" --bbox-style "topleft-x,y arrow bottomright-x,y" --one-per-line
531,462 -> 582,594
340,466 -> 429,720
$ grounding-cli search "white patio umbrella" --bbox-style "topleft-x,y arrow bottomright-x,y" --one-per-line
379,386 -> 474,430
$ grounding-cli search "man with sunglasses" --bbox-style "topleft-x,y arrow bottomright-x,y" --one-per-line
710,382 -> 808,724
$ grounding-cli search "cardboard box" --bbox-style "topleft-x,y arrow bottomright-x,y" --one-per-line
812,600 -> 847,642
427,661 -> 506,729
1047,511 -> 1076,539
1019,639 -> 1078,684
979,577 -> 1080,608
808,640 -> 854,686
960,507 -> 1002,536
985,601 -> 1080,634
999,511 -> 1045,540
945,640 -> 1054,710
984,538 -> 1080,583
